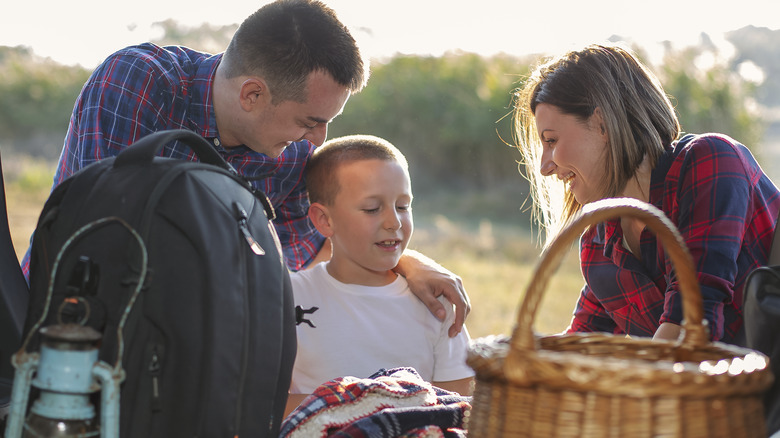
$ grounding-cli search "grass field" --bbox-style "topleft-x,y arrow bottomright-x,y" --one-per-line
2,154 -> 585,340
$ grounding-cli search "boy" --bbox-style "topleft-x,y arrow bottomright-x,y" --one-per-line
286,134 -> 474,414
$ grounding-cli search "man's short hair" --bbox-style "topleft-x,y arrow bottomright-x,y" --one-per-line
222,0 -> 369,103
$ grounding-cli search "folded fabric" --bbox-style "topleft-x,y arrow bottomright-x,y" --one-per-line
279,367 -> 471,438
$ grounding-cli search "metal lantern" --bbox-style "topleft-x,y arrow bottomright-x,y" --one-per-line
4,217 -> 147,438
5,323 -> 120,438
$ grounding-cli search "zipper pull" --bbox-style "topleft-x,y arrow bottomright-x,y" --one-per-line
149,349 -> 162,411
234,202 -> 265,255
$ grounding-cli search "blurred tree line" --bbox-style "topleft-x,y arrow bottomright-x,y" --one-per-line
329,53 -> 526,190
0,22 -> 774,225
0,46 -> 91,156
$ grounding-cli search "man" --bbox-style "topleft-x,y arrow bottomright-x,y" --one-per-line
24,0 -> 469,334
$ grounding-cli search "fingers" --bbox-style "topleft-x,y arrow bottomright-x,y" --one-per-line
397,250 -> 472,337
446,277 -> 471,338
420,292 -> 447,321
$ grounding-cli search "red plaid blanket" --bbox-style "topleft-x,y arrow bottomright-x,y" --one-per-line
279,367 -> 471,437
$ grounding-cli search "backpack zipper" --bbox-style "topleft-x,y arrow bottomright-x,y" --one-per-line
234,202 -> 265,255
233,201 -> 255,435
148,346 -> 162,412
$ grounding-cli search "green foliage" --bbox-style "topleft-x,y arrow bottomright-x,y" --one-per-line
150,20 -> 237,54
327,52 -> 542,225
2,154 -> 55,192
658,46 -> 764,148
727,26 -> 780,108
330,53 -> 533,191
0,47 -> 90,156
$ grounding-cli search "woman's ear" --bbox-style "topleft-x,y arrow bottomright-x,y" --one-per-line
308,202 -> 334,237
592,107 -> 608,140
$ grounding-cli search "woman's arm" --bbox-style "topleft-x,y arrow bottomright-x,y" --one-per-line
663,135 -> 759,340
566,284 -> 621,334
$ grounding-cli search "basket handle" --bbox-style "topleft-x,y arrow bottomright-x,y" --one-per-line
507,198 -> 708,360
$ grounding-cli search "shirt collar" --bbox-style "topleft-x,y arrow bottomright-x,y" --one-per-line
186,52 -> 222,140
649,142 -> 677,207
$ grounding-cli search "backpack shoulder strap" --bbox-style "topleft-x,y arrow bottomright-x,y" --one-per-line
0,153 -> 29,388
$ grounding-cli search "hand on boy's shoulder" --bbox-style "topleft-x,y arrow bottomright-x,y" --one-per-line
395,250 -> 471,338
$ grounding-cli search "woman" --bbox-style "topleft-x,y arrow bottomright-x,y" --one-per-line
514,44 -> 780,343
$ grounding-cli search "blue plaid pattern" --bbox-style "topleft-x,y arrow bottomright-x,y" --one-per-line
21,43 -> 324,277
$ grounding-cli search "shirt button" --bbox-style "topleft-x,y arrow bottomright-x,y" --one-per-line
213,138 -> 221,147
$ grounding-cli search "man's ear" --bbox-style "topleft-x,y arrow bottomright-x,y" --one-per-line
239,77 -> 269,112
308,202 -> 334,237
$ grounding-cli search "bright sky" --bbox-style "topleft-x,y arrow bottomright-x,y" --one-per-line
2,0 -> 779,68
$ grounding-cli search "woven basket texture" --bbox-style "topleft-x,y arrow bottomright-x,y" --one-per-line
466,198 -> 773,438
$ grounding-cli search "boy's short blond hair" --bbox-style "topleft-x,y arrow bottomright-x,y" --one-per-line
305,135 -> 408,206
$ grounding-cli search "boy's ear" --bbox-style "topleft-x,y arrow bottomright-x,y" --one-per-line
308,202 -> 334,237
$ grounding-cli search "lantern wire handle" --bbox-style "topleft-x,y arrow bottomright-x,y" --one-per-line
20,216 -> 149,371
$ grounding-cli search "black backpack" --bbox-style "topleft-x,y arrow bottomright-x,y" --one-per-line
19,129 -> 295,437
743,222 -> 780,437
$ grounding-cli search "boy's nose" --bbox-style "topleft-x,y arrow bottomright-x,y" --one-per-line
384,211 -> 402,231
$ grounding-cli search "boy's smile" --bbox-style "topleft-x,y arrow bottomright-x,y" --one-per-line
322,159 -> 413,286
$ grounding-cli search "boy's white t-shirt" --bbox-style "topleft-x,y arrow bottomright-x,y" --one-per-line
289,262 -> 474,394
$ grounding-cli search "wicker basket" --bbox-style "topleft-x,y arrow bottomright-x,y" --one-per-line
466,198 -> 774,437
